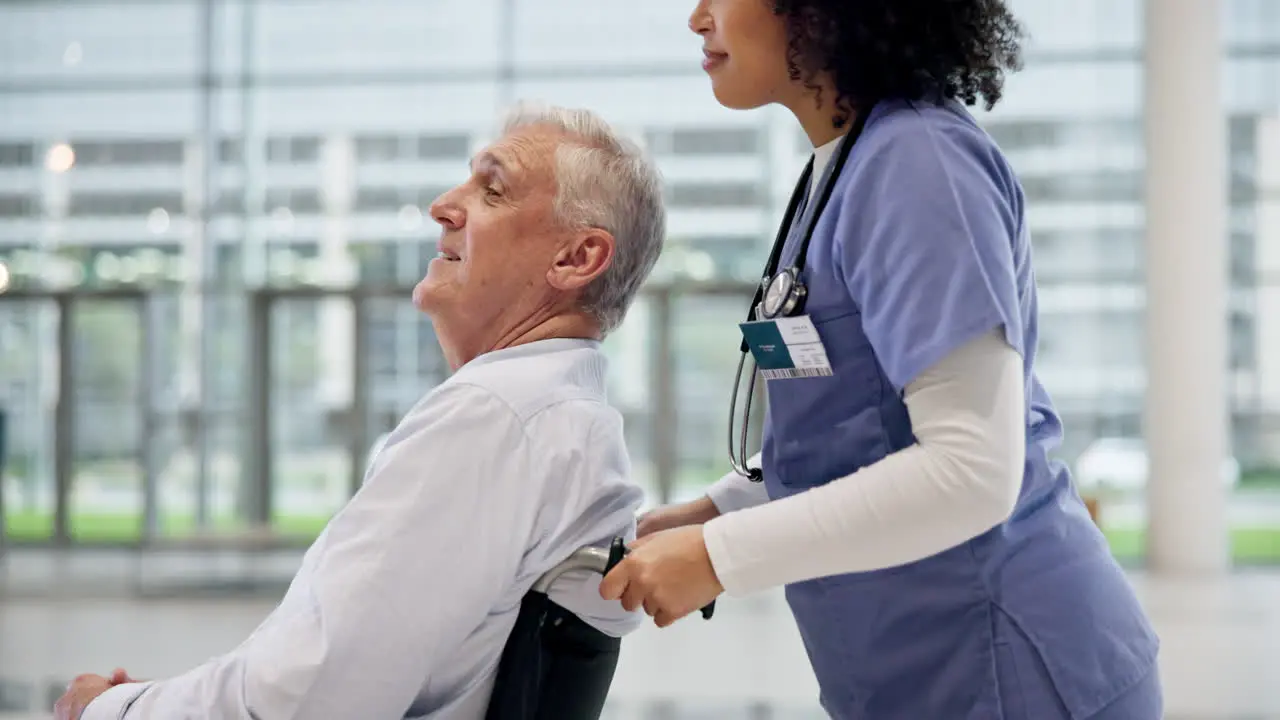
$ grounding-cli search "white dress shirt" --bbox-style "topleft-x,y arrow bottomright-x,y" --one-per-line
83,338 -> 646,719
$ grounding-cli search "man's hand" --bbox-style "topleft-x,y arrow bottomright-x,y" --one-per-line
599,525 -> 724,628
109,668 -> 143,685
636,496 -> 720,538
53,674 -> 114,720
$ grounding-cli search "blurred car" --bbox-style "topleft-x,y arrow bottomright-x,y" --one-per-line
1073,436 -> 1240,495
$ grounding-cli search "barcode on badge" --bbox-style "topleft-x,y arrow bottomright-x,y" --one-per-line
760,367 -> 834,380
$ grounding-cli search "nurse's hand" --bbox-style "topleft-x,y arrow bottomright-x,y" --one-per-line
599,525 -> 723,628
636,496 -> 720,538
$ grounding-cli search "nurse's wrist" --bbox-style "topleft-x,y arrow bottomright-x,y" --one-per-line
688,495 -> 722,524
637,496 -> 720,538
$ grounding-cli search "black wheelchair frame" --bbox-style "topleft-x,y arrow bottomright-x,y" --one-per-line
483,538 -> 715,719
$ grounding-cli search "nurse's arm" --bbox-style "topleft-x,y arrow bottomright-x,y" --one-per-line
701,329 -> 1024,594
81,384 -> 533,720
705,453 -> 771,514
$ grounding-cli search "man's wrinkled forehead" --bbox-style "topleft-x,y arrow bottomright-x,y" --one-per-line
470,128 -> 560,184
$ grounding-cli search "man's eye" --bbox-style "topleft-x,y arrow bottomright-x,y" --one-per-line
485,186 -> 502,198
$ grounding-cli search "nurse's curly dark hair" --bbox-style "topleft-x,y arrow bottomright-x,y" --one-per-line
772,0 -> 1025,127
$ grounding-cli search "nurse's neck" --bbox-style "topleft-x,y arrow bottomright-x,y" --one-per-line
785,84 -> 853,148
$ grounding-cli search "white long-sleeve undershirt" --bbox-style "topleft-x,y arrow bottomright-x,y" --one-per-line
702,329 -> 1025,595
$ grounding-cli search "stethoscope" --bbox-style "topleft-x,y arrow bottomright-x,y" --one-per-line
727,107 -> 873,481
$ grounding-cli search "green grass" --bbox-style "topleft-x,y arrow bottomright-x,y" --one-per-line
1102,526 -> 1280,563
7,509 -> 1280,563
3,510 -> 332,543
1240,468 -> 1280,489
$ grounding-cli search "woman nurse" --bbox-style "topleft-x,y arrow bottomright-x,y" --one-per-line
599,1 -> 1163,717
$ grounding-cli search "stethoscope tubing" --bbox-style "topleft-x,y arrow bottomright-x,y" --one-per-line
726,105 -> 876,481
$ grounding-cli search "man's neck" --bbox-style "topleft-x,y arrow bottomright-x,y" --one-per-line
444,310 -> 601,371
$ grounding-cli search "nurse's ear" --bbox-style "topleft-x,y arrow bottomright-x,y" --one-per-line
547,229 -> 615,292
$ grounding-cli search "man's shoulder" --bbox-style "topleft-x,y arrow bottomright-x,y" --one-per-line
378,381 -> 527,467
415,378 -> 518,420
447,345 -> 612,425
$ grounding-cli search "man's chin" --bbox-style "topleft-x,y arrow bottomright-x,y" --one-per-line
411,281 -> 439,313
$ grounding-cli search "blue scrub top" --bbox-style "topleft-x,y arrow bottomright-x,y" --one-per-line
761,98 -> 1159,719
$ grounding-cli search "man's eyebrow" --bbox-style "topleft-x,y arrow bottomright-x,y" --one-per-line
468,150 -> 510,179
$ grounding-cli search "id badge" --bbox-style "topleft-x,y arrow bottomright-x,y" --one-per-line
739,315 -> 833,380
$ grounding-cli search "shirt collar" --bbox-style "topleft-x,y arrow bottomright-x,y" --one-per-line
459,337 -> 603,373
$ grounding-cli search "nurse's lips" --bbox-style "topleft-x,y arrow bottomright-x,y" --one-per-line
701,49 -> 728,71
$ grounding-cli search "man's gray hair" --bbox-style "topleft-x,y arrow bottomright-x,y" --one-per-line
499,101 -> 666,334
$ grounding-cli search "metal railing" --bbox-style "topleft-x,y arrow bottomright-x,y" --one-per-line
0,282 -> 763,550
2,282 -> 1278,561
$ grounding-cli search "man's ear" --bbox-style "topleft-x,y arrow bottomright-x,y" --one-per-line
548,229 -> 615,291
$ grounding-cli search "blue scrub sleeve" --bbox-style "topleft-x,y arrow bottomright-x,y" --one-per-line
835,121 -> 1026,393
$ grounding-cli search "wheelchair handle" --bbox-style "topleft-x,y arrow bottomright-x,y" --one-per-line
531,546 -> 612,594
605,537 -> 716,620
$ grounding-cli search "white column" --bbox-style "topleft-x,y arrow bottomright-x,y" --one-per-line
179,139 -> 205,405
318,134 -> 356,410
1255,115 -> 1280,464
1143,0 -> 1230,574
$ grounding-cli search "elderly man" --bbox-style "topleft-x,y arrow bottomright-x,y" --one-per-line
57,102 -> 667,720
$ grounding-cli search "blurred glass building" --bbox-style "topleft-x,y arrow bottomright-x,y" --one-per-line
0,0 -> 1278,569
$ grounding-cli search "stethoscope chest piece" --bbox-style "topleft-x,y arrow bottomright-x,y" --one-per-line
758,267 -> 806,320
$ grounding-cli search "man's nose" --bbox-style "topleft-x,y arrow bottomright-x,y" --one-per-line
688,0 -> 712,35
429,191 -> 463,229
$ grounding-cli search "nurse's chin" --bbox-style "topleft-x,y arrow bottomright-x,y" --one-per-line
708,80 -> 771,112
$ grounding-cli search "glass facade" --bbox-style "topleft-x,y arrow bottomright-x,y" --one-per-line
0,0 -> 1278,561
